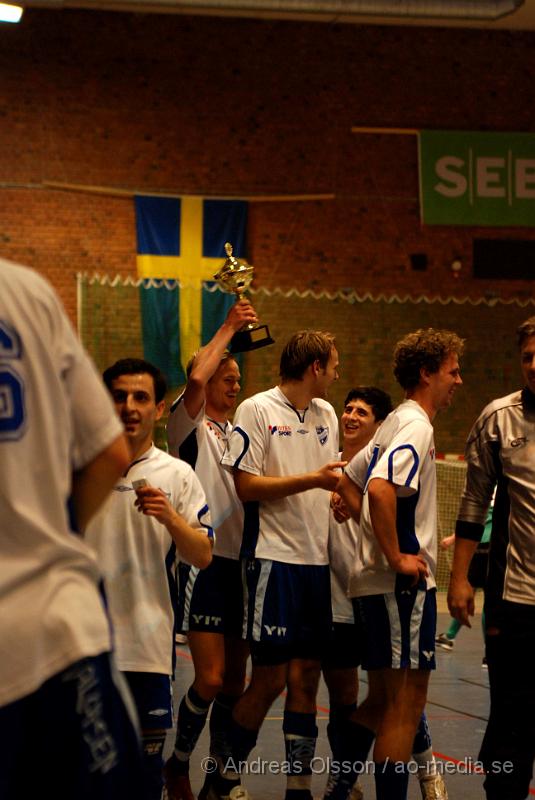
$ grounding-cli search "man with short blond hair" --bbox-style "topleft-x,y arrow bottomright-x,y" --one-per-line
210,330 -> 344,800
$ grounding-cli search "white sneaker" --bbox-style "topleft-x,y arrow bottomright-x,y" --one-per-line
419,773 -> 448,800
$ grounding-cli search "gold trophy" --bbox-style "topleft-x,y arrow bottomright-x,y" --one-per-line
213,242 -> 275,353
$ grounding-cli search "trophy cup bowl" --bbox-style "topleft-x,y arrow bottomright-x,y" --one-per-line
213,243 -> 275,353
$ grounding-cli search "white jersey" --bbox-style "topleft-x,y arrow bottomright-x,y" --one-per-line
329,512 -> 358,624
85,445 -> 212,676
329,454 -> 359,623
0,259 -> 124,708
221,386 -> 339,565
167,392 -> 244,559
345,400 -> 437,597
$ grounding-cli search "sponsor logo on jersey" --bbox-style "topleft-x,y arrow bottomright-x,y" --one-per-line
429,447 -> 435,459
269,425 -> 292,436
316,425 -> 329,446
115,484 -> 134,492
206,419 -> 227,440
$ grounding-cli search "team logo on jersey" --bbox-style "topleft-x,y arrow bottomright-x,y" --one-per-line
269,425 -> 292,436
316,425 -> 329,446
511,436 -> 527,447
296,428 -> 308,435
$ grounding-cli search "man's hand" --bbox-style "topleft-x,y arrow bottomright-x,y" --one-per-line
330,491 -> 350,523
314,461 -> 347,491
226,299 -> 258,332
447,575 -> 475,628
134,486 -> 176,527
440,533 -> 455,550
390,552 -> 429,586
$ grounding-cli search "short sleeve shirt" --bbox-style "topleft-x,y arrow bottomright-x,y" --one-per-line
221,386 -> 339,565
167,393 -> 243,559
345,400 -> 437,596
85,445 -> 213,675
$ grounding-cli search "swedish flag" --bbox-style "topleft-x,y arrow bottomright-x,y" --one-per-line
135,195 -> 248,386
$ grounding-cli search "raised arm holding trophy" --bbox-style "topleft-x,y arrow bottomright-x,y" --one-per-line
213,242 -> 274,353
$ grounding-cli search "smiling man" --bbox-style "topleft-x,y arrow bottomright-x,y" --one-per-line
448,316 -> 535,800
85,358 -> 213,800
333,328 -> 464,800
165,299 -> 257,800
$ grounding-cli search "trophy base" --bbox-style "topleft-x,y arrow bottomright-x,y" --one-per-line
230,325 -> 275,354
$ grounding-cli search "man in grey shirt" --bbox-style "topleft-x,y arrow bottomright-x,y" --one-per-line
448,315 -> 535,800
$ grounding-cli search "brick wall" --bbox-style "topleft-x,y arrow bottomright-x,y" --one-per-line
81,279 -> 528,453
1,8 -> 534,448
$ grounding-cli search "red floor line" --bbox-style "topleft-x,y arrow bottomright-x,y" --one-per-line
175,648 -> 193,661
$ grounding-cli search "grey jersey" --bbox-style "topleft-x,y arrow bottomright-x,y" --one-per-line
457,389 -> 535,619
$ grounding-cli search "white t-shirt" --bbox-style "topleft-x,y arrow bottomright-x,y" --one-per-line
345,400 -> 437,597
221,386 -> 339,565
0,259 -> 124,708
329,512 -> 358,624
85,445 -> 212,676
167,393 -> 244,559
328,454 -> 359,623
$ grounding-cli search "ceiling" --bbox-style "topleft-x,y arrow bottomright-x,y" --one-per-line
20,0 -> 535,30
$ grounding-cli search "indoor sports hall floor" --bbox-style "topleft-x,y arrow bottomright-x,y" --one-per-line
165,604 -> 535,799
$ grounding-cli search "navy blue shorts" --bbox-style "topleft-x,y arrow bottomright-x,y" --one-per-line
354,581 -> 437,671
243,559 -> 332,665
177,555 -> 244,636
123,671 -> 173,730
0,653 -> 146,800
321,620 -> 363,670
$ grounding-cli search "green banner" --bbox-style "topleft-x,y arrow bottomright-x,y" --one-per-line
419,130 -> 535,226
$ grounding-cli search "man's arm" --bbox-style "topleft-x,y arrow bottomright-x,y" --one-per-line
367,477 -> 429,582
335,473 -> 363,523
447,535 -> 479,628
72,433 -> 130,531
182,300 -> 257,418
234,460 -> 346,502
134,487 -> 213,569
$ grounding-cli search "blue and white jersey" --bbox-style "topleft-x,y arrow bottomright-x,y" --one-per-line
85,445 -> 212,676
167,392 -> 243,559
221,386 -> 339,565
345,399 -> 437,596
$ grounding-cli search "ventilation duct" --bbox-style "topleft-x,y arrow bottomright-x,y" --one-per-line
24,0 -> 525,20
144,0 -> 524,20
